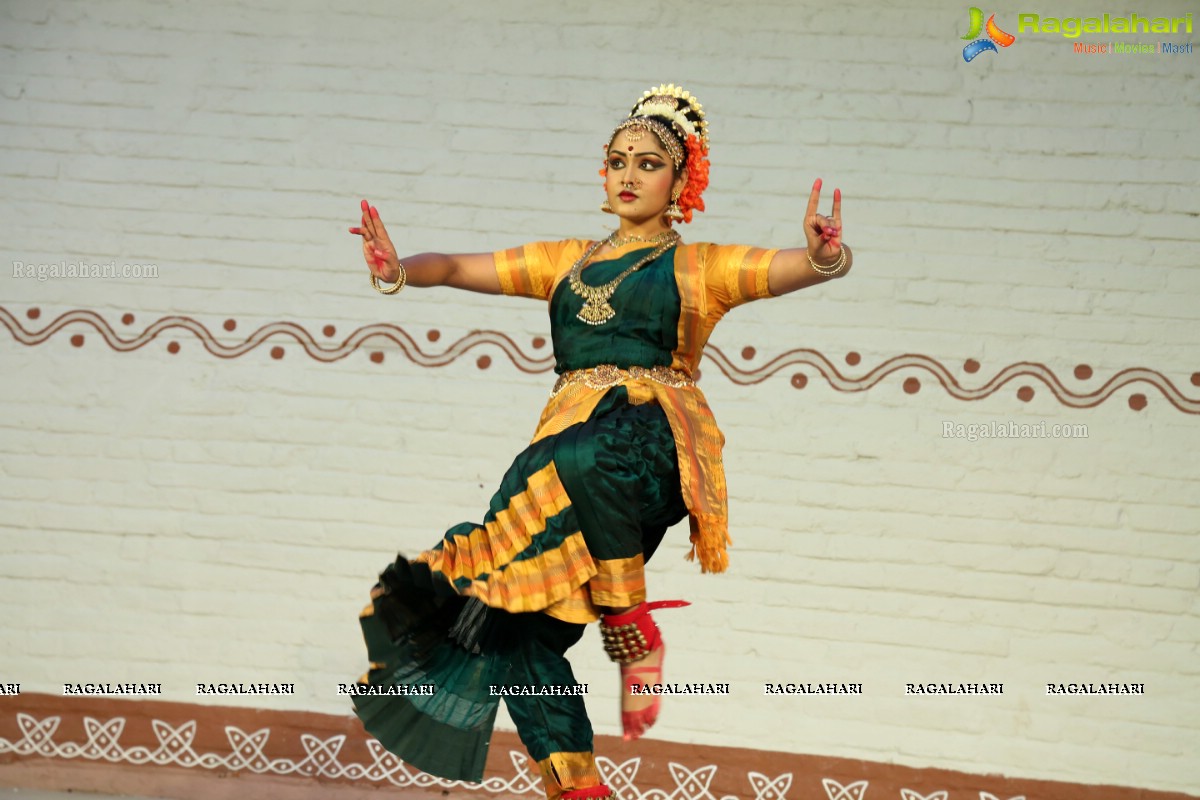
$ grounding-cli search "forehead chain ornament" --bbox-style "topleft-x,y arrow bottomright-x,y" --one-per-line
606,85 -> 710,173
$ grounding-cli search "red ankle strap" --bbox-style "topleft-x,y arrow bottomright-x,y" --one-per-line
601,599 -> 690,626
647,599 -> 690,612
562,786 -> 614,800
599,600 -> 689,664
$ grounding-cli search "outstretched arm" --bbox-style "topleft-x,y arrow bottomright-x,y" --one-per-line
350,199 -> 502,295
767,179 -> 854,296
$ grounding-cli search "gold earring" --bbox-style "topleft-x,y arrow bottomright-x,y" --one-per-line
601,199 -> 615,214
665,190 -> 683,222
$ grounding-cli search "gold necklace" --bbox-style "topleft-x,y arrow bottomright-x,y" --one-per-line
568,231 -> 681,325
606,230 -> 678,248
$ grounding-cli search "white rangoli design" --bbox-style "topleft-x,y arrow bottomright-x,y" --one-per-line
0,712 -> 1046,800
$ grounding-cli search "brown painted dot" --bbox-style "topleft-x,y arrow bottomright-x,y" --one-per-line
223,319 -> 237,332
167,342 -> 180,354
270,346 -> 284,360
964,359 -> 980,374
121,313 -> 135,325
70,334 -> 84,348
1191,372 -> 1200,387
27,308 -> 40,320
532,336 -> 546,348
846,351 -> 861,366
476,355 -> 491,370
323,325 -> 336,337
791,373 -> 808,389
369,351 -> 384,364
427,329 -> 440,342
1129,394 -> 1147,411
741,346 -> 756,360
1017,386 -> 1034,402
903,377 -> 920,394
1074,364 -> 1093,380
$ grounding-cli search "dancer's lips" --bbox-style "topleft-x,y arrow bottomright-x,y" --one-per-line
618,191 -> 638,202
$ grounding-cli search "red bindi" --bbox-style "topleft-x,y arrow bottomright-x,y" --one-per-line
627,146 -> 634,151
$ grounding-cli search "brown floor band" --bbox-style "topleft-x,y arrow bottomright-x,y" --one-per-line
0,693 -> 1194,800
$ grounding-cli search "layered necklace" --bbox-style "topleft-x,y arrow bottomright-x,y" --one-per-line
568,230 -> 681,326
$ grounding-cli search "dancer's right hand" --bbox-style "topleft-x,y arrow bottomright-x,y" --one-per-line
349,199 -> 402,283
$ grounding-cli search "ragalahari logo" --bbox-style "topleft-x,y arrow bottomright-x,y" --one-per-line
961,7 -> 1016,61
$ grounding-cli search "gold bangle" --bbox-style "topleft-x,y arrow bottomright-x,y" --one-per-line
370,263 -> 407,295
808,246 -> 847,277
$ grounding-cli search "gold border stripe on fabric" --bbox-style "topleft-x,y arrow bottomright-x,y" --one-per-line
671,245 -> 706,375
494,247 -> 523,296
638,382 -> 731,573
749,246 -> 776,299
538,750 -> 601,799
543,587 -> 599,624
588,553 -> 646,608
732,245 -> 777,302
425,461 -> 571,581
546,240 -> 587,299
735,245 -> 760,303
461,531 -> 597,613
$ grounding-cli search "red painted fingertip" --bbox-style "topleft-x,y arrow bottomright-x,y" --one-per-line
370,206 -> 379,218
361,199 -> 369,210
834,188 -> 841,200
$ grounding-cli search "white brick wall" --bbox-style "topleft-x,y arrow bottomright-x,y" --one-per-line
1,0 -> 1198,793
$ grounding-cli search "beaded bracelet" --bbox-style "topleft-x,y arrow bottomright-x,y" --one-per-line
808,246 -> 847,277
370,263 -> 407,295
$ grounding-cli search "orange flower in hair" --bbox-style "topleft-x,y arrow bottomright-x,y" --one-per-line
675,135 -> 709,224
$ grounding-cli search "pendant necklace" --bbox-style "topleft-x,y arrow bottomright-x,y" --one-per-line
568,230 -> 680,326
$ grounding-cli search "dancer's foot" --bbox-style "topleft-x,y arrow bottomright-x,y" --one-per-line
599,599 -> 689,742
620,643 -> 665,741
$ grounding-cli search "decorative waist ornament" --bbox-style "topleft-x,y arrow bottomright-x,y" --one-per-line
550,364 -> 695,398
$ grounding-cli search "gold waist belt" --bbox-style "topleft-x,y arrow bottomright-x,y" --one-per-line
551,364 -> 695,398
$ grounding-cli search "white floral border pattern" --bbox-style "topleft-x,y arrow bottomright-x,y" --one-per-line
0,712 -> 1034,800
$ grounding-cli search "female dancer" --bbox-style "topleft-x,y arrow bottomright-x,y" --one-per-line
347,83 -> 852,800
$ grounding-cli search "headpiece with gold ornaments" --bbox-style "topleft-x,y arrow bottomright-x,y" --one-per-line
603,83 -> 712,224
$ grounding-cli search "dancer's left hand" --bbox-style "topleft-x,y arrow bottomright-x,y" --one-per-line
803,178 -> 842,264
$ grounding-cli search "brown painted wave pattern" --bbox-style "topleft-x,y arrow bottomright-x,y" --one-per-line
3,307 -> 1198,414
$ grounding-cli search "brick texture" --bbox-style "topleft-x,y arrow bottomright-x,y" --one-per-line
1,0 -> 1197,794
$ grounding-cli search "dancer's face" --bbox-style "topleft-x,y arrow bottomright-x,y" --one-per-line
605,127 -> 686,225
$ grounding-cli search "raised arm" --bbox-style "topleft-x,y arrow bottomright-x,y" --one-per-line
766,179 -> 854,296
350,199 -> 502,295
